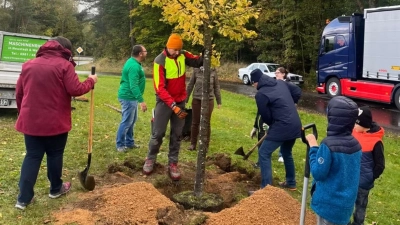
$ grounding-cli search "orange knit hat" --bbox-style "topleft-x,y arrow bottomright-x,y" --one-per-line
166,33 -> 183,49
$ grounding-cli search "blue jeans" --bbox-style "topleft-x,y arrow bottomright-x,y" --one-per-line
116,99 -> 138,149
258,139 -> 296,188
18,133 -> 68,203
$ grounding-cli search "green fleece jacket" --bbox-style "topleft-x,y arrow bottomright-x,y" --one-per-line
117,57 -> 145,102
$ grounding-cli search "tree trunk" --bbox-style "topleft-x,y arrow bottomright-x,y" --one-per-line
129,0 -> 135,47
368,0 -> 375,8
193,23 -> 212,198
355,0 -> 364,12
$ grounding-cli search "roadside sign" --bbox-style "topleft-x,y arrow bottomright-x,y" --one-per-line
76,47 -> 83,54
1,35 -> 46,63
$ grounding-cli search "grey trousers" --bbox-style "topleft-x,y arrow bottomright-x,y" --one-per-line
147,100 -> 185,164
317,215 -> 347,225
351,187 -> 370,225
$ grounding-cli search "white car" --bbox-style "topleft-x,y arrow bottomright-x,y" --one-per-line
238,63 -> 304,85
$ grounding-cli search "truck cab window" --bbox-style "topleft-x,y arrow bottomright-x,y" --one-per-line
335,35 -> 346,48
324,36 -> 335,53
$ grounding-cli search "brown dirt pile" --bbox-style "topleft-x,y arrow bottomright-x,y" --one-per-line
52,173 -> 317,225
206,185 -> 316,225
53,182 -> 179,225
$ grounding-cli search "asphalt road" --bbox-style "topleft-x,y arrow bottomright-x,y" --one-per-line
219,81 -> 400,134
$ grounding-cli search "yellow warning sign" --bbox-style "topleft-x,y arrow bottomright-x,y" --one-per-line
391,66 -> 400,70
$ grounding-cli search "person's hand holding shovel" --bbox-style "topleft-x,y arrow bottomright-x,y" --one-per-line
262,123 -> 269,131
305,134 -> 318,147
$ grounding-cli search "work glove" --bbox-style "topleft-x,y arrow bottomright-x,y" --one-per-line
262,123 -> 269,131
172,106 -> 188,119
250,128 -> 257,139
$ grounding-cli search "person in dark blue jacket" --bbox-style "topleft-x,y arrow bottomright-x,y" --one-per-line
350,106 -> 385,225
250,69 -> 302,190
306,96 -> 362,225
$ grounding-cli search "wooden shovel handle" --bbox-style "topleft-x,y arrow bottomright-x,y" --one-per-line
88,89 -> 94,154
88,66 -> 95,154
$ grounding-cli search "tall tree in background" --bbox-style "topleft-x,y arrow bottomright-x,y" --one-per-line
92,0 -> 131,59
140,0 -> 258,197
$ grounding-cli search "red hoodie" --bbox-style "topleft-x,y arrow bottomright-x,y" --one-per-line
15,40 -> 94,136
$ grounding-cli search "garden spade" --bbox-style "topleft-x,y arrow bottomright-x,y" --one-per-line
234,133 -> 267,160
299,123 -> 318,225
78,66 -> 96,191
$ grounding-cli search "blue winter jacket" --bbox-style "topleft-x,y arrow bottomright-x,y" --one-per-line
255,75 -> 302,141
309,96 -> 362,225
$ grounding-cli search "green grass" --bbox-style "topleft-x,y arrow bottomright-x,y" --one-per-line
0,75 -> 399,224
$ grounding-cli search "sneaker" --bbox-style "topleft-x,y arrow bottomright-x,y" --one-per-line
253,162 -> 260,169
116,147 -> 127,152
187,145 -> 196,151
278,181 -> 297,191
168,163 -> 181,181
127,144 -> 140,149
49,182 -> 72,199
15,197 -> 34,210
143,159 -> 155,175
278,156 -> 284,163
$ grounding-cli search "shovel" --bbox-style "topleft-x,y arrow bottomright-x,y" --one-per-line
78,66 -> 96,191
234,133 -> 267,160
299,123 -> 318,225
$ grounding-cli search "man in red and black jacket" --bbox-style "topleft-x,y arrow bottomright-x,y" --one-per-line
143,33 -> 203,181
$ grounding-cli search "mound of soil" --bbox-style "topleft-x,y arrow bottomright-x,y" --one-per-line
52,155 -> 316,225
52,181 -> 316,225
206,185 -> 316,225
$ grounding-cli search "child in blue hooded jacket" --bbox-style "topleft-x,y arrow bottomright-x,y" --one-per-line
305,96 -> 362,225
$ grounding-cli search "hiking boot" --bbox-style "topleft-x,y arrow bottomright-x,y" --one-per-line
127,144 -> 140,149
187,145 -> 196,151
278,181 -> 297,191
278,156 -> 284,163
15,197 -> 34,210
49,182 -> 71,199
143,159 -> 155,175
168,163 -> 181,181
116,147 -> 127,153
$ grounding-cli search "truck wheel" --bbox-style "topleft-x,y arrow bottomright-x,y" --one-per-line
326,77 -> 341,98
243,75 -> 250,85
394,89 -> 400,110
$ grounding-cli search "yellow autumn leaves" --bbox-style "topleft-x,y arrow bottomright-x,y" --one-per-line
138,0 -> 258,67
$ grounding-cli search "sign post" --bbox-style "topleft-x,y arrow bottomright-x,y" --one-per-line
76,47 -> 83,65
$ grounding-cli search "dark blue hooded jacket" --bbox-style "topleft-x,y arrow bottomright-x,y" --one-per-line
255,75 -> 302,141
309,96 -> 362,224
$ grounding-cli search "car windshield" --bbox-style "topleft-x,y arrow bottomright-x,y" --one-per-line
267,65 -> 279,72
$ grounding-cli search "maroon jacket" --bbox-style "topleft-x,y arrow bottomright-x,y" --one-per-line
15,40 -> 95,136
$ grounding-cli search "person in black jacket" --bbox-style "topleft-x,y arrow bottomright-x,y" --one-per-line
250,67 -> 300,164
350,106 -> 385,225
250,69 -> 302,190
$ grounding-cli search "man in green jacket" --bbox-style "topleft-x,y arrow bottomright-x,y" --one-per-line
116,45 -> 148,152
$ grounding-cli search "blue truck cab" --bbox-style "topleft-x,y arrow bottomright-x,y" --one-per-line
317,14 -> 365,95
316,6 -> 400,110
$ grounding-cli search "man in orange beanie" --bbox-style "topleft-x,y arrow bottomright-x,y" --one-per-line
143,33 -> 203,181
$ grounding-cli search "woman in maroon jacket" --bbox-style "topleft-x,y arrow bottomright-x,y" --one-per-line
14,37 -> 98,210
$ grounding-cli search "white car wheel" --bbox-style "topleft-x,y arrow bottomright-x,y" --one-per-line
243,75 -> 250,85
